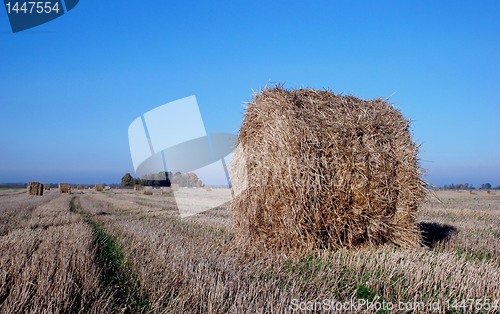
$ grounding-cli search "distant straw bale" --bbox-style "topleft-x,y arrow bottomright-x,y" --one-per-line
95,184 -> 104,192
134,184 -> 144,191
231,87 -> 426,253
58,183 -> 71,194
143,187 -> 153,195
27,182 -> 44,196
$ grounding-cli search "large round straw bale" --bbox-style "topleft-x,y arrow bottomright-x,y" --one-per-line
231,87 -> 425,253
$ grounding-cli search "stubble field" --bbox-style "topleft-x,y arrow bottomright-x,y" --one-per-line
0,188 -> 498,313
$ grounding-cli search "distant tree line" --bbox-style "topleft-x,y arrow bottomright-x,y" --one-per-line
121,172 -> 203,188
441,183 -> 500,190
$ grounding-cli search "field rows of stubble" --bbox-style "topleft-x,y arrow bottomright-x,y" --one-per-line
0,190 -> 113,313
79,189 -> 500,313
1,188 -> 499,313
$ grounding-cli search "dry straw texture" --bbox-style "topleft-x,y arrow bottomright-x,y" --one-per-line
231,87 -> 426,253
27,182 -> 44,196
58,183 -> 71,194
95,184 -> 104,192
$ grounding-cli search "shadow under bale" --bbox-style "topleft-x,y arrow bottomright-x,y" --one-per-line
418,222 -> 457,248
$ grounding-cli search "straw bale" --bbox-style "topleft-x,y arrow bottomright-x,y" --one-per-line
231,87 -> 425,253
27,182 -> 44,196
58,183 -> 71,194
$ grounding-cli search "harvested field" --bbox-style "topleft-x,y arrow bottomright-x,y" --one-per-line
0,188 -> 498,313
0,190 -> 59,235
0,190 -> 113,313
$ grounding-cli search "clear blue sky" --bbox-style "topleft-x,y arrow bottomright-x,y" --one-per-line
0,0 -> 498,186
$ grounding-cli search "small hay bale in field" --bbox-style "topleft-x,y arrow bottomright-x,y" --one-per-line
134,184 -> 144,191
58,183 -> 71,194
27,182 -> 44,196
171,184 -> 180,191
231,87 -> 426,253
143,187 -> 153,195
95,184 -> 104,192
